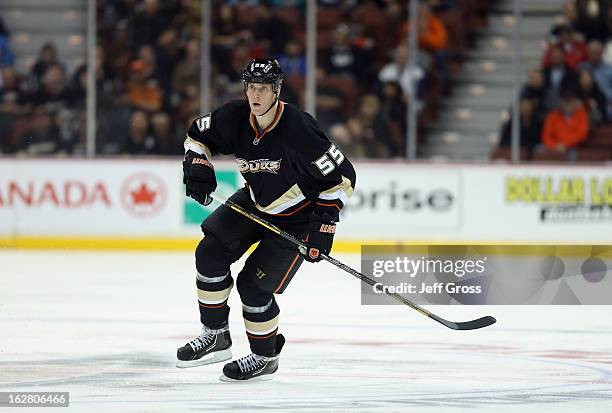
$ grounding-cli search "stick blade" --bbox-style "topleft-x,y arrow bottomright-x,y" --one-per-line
452,315 -> 497,330
433,315 -> 497,330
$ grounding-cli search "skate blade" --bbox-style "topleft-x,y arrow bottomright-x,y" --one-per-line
176,349 -> 232,368
218,374 -> 274,383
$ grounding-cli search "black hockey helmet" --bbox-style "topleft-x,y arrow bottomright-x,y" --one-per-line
242,58 -> 284,95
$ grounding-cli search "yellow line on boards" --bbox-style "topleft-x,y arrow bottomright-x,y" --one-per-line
0,238 -> 608,257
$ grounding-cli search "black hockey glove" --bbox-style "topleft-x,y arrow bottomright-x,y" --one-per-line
301,213 -> 336,263
183,150 -> 217,206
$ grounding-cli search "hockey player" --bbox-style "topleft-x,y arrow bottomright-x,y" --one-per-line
176,58 -> 356,381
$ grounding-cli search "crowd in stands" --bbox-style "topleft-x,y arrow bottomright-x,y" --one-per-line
495,0 -> 612,161
0,0 -> 489,158
0,18 -> 88,155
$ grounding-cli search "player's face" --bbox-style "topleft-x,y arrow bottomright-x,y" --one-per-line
246,83 -> 276,116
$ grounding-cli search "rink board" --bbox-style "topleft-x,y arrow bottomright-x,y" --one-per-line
0,159 -> 611,249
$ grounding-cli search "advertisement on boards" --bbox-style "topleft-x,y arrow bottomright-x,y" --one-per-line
0,160 -> 180,236
460,166 -> 612,243
339,164 -> 461,239
2,160 -> 611,244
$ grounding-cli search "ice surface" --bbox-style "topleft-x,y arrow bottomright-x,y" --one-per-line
1,250 -> 611,412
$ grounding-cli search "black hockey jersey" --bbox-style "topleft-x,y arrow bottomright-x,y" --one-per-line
184,99 -> 356,225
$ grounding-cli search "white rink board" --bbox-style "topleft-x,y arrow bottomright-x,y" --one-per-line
459,165 -> 612,243
0,159 -> 183,236
340,164 -> 460,236
0,160 -> 611,243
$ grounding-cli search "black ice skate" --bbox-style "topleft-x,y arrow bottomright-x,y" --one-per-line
176,324 -> 232,368
219,334 -> 285,382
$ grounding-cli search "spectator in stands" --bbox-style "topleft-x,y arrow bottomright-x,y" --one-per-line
541,89 -> 589,152
126,59 -> 162,113
400,3 -> 449,54
122,110 -> 158,155
211,4 -> 244,78
542,24 -> 588,71
97,108 -> 132,155
561,2 -> 578,29
178,0 -> 203,41
174,83 -> 200,128
66,65 -> 88,113
578,68 -> 608,124
17,105 -> 61,155
602,4 -> 612,63
28,64 -> 83,154
379,42 -> 427,102
0,16 -> 15,67
94,41 -> 133,154
0,67 -> 28,153
520,67 -> 546,117
132,0 -> 168,49
105,0 -> 139,21
347,2 -> 386,66
571,0 -> 610,42
542,44 -> 579,112
315,67 -> 345,132
213,3 -> 243,49
0,67 -> 28,117
216,39 -> 254,101
94,45 -> 117,111
54,65 -> 87,155
155,28 -> 181,92
236,35 -> 262,81
580,40 -> 612,119
55,104 -> 84,155
151,111 -> 179,155
327,122 -> 353,157
278,40 -> 306,77
377,81 -> 407,156
70,109 -> 86,155
253,3 -> 291,56
31,43 -> 64,83
329,94 -> 390,158
101,19 -> 132,83
30,65 -> 72,111
172,40 -> 201,98
137,45 -> 160,82
382,0 -> 405,42
498,98 -> 543,156
323,24 -> 372,83
277,76 -> 300,108
415,2 -> 449,91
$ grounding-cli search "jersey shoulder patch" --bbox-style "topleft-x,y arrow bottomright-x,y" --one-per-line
195,114 -> 211,132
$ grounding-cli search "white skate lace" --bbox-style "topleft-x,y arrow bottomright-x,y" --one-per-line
236,354 -> 266,373
188,327 -> 215,352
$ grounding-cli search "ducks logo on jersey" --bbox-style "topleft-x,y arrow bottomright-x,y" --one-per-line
236,158 -> 282,174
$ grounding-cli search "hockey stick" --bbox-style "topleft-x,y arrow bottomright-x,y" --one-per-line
209,193 -> 496,331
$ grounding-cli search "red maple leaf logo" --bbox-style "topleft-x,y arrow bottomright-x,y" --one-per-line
130,182 -> 157,205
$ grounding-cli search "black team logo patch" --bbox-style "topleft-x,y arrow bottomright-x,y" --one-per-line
237,158 -> 282,174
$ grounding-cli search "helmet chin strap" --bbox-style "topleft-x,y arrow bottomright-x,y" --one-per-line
258,95 -> 279,117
